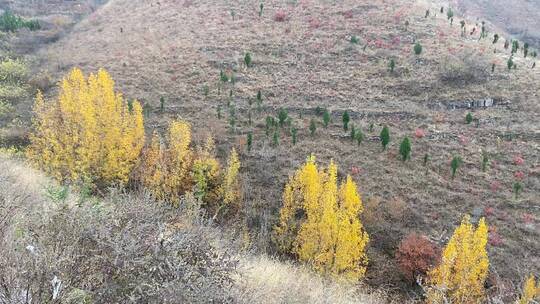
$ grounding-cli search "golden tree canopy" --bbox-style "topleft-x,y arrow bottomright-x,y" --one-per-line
274,155 -> 369,281
27,68 -> 145,186
427,215 -> 489,304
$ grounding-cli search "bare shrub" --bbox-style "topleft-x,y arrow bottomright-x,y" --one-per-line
0,184 -> 237,303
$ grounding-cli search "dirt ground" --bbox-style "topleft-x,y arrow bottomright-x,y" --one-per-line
3,0 -> 539,300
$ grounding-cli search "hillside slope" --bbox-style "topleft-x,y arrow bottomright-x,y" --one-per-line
450,0 -> 540,48
0,154 -> 391,303
34,0 -> 540,298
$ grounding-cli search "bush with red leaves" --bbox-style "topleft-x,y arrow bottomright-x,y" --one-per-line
395,233 -> 440,284
274,10 -> 288,22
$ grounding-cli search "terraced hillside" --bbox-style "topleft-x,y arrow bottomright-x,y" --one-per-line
8,0 -> 540,299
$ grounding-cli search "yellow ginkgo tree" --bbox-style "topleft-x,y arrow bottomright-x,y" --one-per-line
518,274 -> 540,304
137,119 -> 241,216
427,215 -> 489,304
274,155 -> 369,281
27,68 -> 145,187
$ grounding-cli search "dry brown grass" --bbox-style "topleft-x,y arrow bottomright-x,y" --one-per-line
234,255 -> 398,304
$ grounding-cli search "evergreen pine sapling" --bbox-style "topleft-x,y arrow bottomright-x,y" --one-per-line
143,103 -> 152,118
380,126 -> 390,150
291,127 -> 297,145
447,8 -> 454,21
423,153 -> 429,166
513,182 -> 522,199
278,108 -> 288,127
480,21 -> 486,39
247,132 -> 253,152
451,155 -> 462,179
273,129 -> 279,146
414,42 -> 422,55
310,119 -> 317,136
244,52 -> 252,67
399,137 -> 411,161
350,124 -> 356,141
342,111 -> 350,131
507,56 -> 514,70
389,58 -> 396,73
465,112 -> 473,124
266,116 -> 274,136
355,129 -> 364,145
323,109 -> 331,128
220,70 -> 228,83
481,150 -> 489,172
160,96 -> 165,112
512,40 -> 519,54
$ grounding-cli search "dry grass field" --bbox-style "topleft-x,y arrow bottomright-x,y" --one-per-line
0,0 -> 539,302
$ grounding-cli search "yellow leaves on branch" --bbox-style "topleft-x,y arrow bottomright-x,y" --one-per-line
26,68 -> 242,218
220,148 -> 241,210
427,215 -> 489,304
518,274 -> 540,304
274,155 -> 369,281
138,119 -> 241,213
27,68 -> 144,186
138,120 -> 194,203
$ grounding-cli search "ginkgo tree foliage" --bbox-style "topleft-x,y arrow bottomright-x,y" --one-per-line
27,68 -> 145,187
427,215 -> 489,304
138,119 -> 241,217
274,155 -> 369,281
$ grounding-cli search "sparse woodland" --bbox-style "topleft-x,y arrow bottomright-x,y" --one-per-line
0,0 -> 539,303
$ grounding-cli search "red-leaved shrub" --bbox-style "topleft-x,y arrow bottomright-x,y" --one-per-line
513,155 -> 524,165
488,229 -> 504,246
415,128 -> 426,138
274,10 -> 288,22
395,233 -> 440,284
522,213 -> 534,225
